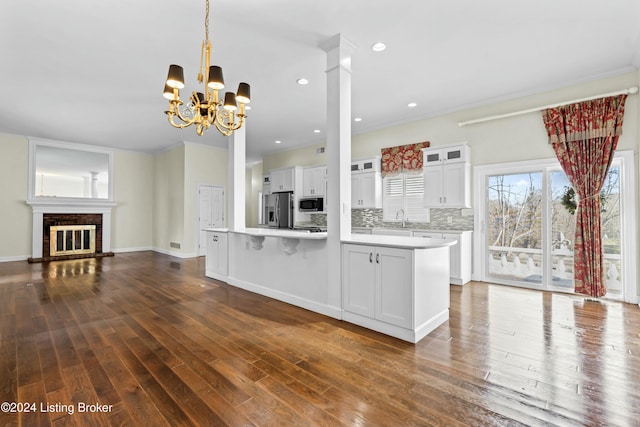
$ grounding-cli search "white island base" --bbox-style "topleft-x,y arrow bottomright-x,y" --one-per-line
342,237 -> 452,343
204,228 -> 453,343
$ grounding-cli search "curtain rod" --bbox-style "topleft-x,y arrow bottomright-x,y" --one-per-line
457,86 -> 639,127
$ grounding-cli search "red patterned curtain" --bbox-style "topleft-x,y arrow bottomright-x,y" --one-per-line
541,95 -> 627,297
381,141 -> 430,177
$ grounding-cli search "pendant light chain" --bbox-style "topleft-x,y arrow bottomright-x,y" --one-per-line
198,0 -> 210,84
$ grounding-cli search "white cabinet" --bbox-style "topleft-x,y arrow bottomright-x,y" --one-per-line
422,144 -> 471,208
351,156 -> 382,209
413,230 -> 472,285
342,244 -> 412,328
422,144 -> 470,165
302,165 -> 326,197
270,167 -> 295,192
351,157 -> 381,173
205,231 -> 228,281
262,175 -> 271,195
352,172 -> 382,208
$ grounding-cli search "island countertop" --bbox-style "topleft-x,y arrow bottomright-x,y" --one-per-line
343,233 -> 456,249
204,227 -> 327,240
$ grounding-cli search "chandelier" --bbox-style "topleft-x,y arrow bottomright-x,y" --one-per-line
163,0 -> 250,136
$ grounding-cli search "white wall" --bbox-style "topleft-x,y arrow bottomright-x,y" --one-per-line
153,145 -> 185,255
183,142 -> 228,255
0,134 -> 31,260
111,149 -> 154,251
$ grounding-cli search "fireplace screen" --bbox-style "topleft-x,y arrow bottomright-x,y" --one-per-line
50,225 -> 96,256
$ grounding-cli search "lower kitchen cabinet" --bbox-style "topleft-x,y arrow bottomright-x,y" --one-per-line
205,230 -> 228,281
342,244 -> 412,328
342,242 -> 451,343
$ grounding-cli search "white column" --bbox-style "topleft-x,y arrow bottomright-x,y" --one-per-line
91,172 -> 99,198
321,34 -> 356,310
228,124 -> 246,231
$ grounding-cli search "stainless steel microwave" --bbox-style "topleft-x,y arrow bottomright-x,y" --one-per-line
299,197 -> 324,212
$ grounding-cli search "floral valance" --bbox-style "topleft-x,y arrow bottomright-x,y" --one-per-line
542,95 -> 627,145
381,141 -> 430,177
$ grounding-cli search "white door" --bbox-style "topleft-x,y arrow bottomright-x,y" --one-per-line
375,246 -> 412,328
199,185 -> 225,256
442,163 -> 465,206
342,244 -> 375,317
423,166 -> 442,207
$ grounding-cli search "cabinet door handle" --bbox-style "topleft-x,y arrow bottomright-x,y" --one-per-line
369,253 -> 373,263
376,253 -> 379,263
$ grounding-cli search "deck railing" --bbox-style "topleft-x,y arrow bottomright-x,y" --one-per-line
487,246 -> 622,294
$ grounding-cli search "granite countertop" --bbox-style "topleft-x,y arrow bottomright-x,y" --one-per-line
352,226 -> 472,234
225,227 -> 327,240
343,233 -> 456,249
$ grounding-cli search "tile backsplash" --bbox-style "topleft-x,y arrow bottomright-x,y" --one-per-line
309,207 -> 474,231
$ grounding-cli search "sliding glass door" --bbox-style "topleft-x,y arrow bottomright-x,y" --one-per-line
478,155 -> 632,301
486,172 -> 543,286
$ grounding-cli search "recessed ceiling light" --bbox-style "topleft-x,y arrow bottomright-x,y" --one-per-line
296,78 -> 309,85
371,42 -> 386,52
313,129 -> 321,133
408,102 -> 417,108
354,117 -> 362,122
275,140 -> 282,144
245,105 -> 251,110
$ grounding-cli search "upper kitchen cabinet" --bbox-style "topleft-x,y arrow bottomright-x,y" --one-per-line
422,144 -> 471,208
302,165 -> 326,197
351,157 -> 382,209
270,167 -> 296,192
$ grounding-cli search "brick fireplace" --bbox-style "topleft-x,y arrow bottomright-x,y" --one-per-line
42,213 -> 103,258
28,201 -> 115,262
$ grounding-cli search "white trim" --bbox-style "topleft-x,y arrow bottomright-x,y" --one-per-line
27,202 -> 115,259
112,246 -> 153,253
617,150 -> 637,304
152,246 -> 198,259
0,255 -> 30,263
474,151 -> 637,302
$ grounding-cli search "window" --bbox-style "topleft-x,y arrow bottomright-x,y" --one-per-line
383,173 -> 428,221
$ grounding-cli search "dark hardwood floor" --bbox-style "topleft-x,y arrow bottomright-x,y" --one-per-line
1,251 -> 639,426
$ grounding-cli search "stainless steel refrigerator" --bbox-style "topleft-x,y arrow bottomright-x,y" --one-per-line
265,192 -> 294,229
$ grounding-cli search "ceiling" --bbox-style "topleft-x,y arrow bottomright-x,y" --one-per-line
1,1 -> 639,163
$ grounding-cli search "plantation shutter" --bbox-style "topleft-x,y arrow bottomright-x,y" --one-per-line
383,173 -> 427,221
382,175 -> 404,220
405,173 -> 427,221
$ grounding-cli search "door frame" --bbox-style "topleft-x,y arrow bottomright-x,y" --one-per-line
197,183 -> 225,256
473,150 -> 637,303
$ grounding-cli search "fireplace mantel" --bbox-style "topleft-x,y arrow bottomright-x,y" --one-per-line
27,199 -> 116,259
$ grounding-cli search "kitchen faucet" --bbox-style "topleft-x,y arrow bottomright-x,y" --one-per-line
395,209 -> 406,228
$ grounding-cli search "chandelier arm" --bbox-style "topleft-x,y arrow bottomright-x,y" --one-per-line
167,112 -> 196,129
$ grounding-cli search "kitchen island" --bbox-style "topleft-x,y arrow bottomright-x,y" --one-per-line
204,228 -> 454,343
